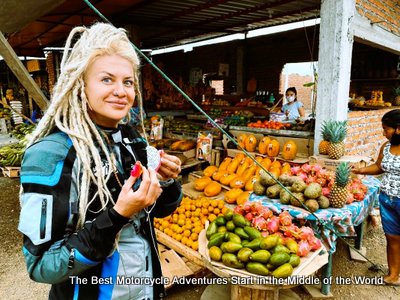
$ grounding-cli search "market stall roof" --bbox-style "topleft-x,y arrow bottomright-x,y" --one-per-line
0,0 -> 321,57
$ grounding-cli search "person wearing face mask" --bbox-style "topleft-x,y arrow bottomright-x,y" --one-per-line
281,87 -> 305,121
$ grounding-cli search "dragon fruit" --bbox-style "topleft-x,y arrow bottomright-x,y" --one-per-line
291,166 -> 301,175
260,207 -> 273,219
234,205 -> 245,215
301,164 -> 312,173
298,172 -> 308,181
245,212 -> 254,221
322,187 -> 331,197
252,216 -> 268,231
279,211 -> 292,226
308,236 -> 322,251
250,201 -> 264,214
261,231 -> 269,237
296,226 -> 315,241
297,240 -> 311,257
281,224 -> 300,238
346,192 -> 354,204
266,216 -> 280,233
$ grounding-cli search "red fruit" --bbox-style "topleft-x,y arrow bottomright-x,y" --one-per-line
130,162 -> 143,178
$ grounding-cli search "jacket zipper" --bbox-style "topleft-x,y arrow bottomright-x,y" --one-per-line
68,248 -> 75,269
40,198 -> 47,239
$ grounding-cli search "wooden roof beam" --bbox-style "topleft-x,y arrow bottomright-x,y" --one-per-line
0,31 -> 49,110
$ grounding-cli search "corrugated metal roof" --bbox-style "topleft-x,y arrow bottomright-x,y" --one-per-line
2,0 -> 321,56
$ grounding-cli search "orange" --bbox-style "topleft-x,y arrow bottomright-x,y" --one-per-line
177,207 -> 185,214
181,236 -> 189,245
208,206 -> 214,212
190,205 -> 196,211
177,219 -> 185,226
208,214 -> 217,222
183,230 -> 191,238
175,234 -> 182,242
213,208 -> 220,215
191,241 -> 199,251
217,201 -> 224,209
190,232 -> 199,241
221,207 -> 228,214
211,200 -> 218,208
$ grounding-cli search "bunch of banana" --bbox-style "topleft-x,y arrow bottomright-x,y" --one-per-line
11,123 -> 36,140
0,144 -> 25,167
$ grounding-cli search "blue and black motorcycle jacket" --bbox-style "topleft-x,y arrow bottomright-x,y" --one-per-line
18,125 -> 183,300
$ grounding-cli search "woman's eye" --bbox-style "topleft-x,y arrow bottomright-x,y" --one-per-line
102,78 -> 112,83
124,80 -> 134,87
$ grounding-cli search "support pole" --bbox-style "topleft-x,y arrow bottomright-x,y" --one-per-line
314,0 -> 355,153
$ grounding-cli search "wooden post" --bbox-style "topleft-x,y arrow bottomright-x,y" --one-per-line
0,31 -> 49,110
231,285 -> 279,300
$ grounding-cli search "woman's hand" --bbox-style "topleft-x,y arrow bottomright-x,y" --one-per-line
113,166 -> 162,218
157,151 -> 182,180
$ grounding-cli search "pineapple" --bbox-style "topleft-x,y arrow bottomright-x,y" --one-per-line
319,121 -> 331,155
329,162 -> 351,208
326,120 -> 347,159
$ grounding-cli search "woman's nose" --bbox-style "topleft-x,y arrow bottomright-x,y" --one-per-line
114,83 -> 127,97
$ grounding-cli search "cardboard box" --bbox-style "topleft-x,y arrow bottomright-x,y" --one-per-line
166,148 -> 195,159
309,155 -> 373,171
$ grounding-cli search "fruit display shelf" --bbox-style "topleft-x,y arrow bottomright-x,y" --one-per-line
229,126 -> 314,138
198,228 -> 328,298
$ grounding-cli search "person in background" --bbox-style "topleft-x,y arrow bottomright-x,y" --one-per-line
352,109 -> 400,286
18,23 -> 182,299
282,87 -> 305,121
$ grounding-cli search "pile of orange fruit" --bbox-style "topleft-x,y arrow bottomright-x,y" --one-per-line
154,196 -> 228,251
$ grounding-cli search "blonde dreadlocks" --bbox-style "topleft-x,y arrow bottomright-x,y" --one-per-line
27,23 -> 142,228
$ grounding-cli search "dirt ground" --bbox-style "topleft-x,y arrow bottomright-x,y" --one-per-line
0,176 -> 399,300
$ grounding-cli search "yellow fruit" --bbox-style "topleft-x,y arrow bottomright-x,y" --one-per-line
194,176 -> 212,191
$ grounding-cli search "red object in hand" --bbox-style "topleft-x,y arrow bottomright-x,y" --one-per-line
130,162 -> 143,178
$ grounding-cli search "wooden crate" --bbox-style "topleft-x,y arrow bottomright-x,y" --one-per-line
1,166 -> 20,178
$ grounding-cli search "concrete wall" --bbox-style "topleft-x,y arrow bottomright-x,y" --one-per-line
356,0 -> 400,37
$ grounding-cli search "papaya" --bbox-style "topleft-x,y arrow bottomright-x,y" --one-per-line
246,262 -> 270,276
229,176 -> 246,189
245,175 -> 259,191
258,136 -> 271,155
237,133 -> 248,145
204,181 -> 222,197
219,173 -> 237,186
266,140 -> 280,157
212,170 -> 226,181
226,159 -> 240,174
203,165 -> 218,177
236,191 -> 251,205
236,160 -> 251,176
194,176 -> 212,191
244,134 -> 258,152
218,157 -> 232,171
242,165 -> 257,182
170,140 -> 185,151
281,140 -> 297,160
225,188 -> 244,204
179,140 -> 196,151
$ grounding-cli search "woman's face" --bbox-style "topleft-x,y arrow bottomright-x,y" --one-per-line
84,54 -> 136,128
382,124 -> 400,145
286,90 -> 296,103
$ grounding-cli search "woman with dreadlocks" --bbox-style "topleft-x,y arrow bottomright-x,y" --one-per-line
353,109 -> 400,286
18,23 -> 182,299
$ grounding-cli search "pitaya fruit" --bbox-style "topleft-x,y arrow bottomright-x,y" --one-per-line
279,211 -> 293,226
297,240 -> 311,257
308,236 -> 322,251
250,201 -> 263,214
245,212 -> 254,221
296,226 -> 315,241
266,216 -> 280,233
322,187 -> 331,197
301,164 -> 312,173
261,231 -> 269,237
260,207 -> 273,219
234,206 -> 244,215
252,216 -> 268,231
346,192 -> 354,204
291,166 -> 301,175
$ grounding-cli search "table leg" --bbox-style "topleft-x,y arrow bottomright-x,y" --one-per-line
321,252 -> 332,295
354,221 -> 365,250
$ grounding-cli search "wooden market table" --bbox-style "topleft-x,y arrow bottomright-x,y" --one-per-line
248,176 -> 380,295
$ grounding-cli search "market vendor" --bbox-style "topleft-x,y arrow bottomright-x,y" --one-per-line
282,87 -> 305,121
